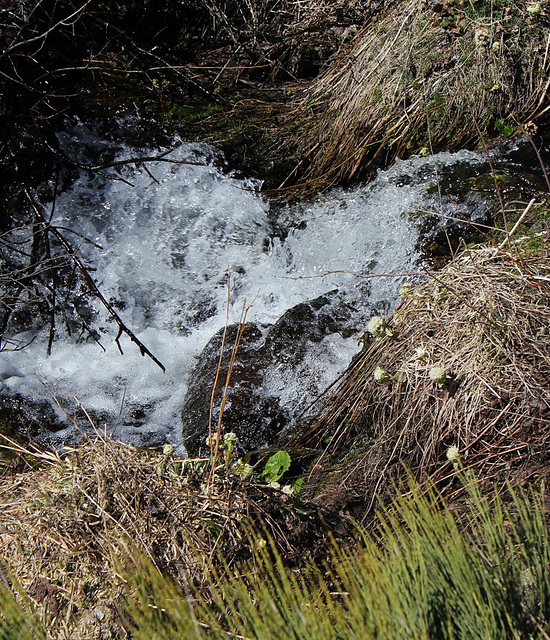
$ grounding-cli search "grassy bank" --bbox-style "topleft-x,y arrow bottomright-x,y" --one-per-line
292,219 -> 550,521
0,435 -> 345,638
279,0 -> 550,195
1,446 -> 550,638
4,1 -> 547,195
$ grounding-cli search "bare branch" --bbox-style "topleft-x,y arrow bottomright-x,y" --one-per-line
23,189 -> 166,373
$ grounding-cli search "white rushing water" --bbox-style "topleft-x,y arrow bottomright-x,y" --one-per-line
1,136 -> 485,450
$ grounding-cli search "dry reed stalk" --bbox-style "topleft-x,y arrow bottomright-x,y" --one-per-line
208,279 -> 231,469
205,269 -> 253,486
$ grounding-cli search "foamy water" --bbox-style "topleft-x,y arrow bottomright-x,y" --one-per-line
1,137 -> 485,450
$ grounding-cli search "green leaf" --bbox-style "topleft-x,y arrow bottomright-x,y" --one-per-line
495,118 -> 514,137
293,477 -> 306,494
263,451 -> 291,483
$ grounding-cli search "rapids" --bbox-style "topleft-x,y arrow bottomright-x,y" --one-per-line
1,128 -> 497,451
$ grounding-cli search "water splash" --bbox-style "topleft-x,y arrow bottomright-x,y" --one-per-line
1,139 -> 486,450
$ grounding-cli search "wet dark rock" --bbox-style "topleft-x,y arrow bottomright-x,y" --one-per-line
0,388 -> 169,450
413,144 -> 550,262
0,391 -> 67,442
181,321 -> 278,455
181,293 -> 363,456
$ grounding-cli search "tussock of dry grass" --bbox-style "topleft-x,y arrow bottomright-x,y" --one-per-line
0,437 -> 334,639
286,0 -> 550,194
294,242 -> 550,514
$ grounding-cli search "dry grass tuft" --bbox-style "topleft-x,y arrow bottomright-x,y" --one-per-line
0,436 -> 336,639
285,0 -> 550,195
293,240 -> 550,516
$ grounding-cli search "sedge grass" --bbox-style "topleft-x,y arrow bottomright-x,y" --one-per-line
123,471 -> 550,639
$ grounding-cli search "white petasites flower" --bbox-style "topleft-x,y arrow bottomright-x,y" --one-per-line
526,2 -> 541,14
429,365 -> 448,386
163,444 -> 174,456
205,433 -> 220,448
446,445 -> 460,462
224,432 -> 237,446
368,315 -> 393,338
524,121 -> 538,136
368,315 -> 386,336
374,366 -> 393,384
282,484 -> 294,496
414,346 -> 428,361
474,28 -> 490,46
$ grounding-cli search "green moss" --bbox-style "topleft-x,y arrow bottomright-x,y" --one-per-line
165,101 -> 224,124
153,87 -> 300,190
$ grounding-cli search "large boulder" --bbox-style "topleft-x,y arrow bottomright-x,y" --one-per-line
181,293 -> 363,455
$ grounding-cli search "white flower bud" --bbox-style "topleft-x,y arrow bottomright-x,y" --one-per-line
374,366 -> 393,384
526,2 -> 541,14
368,315 -> 386,336
414,346 -> 428,361
446,445 -> 460,462
224,432 -> 237,446
474,28 -> 490,46
429,365 -> 448,386
368,315 -> 394,338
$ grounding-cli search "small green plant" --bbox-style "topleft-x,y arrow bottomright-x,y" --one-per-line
262,450 -> 291,483
495,118 -> 514,137
233,459 -> 253,476
399,283 -> 413,298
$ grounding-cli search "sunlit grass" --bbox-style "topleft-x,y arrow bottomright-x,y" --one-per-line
123,471 -> 550,639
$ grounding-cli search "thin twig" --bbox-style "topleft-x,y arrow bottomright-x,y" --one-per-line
24,190 -> 166,372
